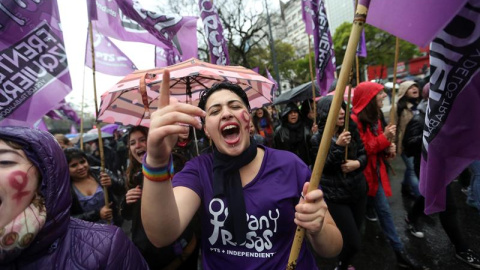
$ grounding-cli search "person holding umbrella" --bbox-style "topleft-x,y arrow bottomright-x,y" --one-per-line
141,71 -> 342,269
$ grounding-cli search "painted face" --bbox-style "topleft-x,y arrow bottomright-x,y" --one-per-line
68,157 -> 90,180
203,90 -> 251,156
0,140 -> 39,228
287,110 -> 299,124
376,89 -> 386,108
129,130 -> 147,163
406,86 -> 420,99
336,107 -> 345,127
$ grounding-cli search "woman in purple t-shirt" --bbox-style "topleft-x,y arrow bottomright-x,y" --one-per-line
140,71 -> 342,269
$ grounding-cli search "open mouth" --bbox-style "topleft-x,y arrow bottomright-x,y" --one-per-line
221,123 -> 240,144
136,150 -> 146,157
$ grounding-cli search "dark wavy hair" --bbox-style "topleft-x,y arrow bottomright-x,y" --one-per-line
197,82 -> 250,123
357,98 -> 380,132
64,147 -> 88,164
125,126 -> 149,189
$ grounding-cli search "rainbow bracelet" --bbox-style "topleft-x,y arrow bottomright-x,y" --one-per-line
142,154 -> 174,182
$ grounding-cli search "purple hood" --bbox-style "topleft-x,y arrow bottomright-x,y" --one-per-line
0,127 -> 71,258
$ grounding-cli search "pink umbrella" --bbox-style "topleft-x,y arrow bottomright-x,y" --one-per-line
98,58 -> 274,127
327,86 -> 356,101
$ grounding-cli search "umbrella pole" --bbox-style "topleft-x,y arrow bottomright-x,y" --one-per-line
88,21 -> 110,218
307,35 -> 317,125
286,2 -> 369,269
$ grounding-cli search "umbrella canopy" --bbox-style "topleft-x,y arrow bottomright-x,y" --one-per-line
273,81 -> 320,105
327,86 -> 356,101
81,132 -> 114,143
101,123 -> 120,134
98,58 -> 274,127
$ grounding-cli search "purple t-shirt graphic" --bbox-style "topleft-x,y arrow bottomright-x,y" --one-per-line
173,146 -> 319,270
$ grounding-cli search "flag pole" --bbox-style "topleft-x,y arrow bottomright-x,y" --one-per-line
389,37 -> 400,125
286,1 -> 370,269
344,70 -> 354,166
88,21 -> 110,214
346,0 -> 359,164
307,35 -> 317,125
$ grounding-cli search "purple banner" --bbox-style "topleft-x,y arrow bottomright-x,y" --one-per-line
85,28 -> 137,76
87,0 -> 175,50
70,124 -> 78,134
301,0 -> 314,34
46,110 -> 64,121
0,0 -> 72,127
199,0 -> 230,65
58,102 -> 81,125
312,0 -> 336,96
367,0 -> 467,47
420,0 -> 480,214
155,47 -> 178,67
34,118 -> 49,132
357,30 -> 367,58
353,0 -> 367,58
266,68 -> 278,98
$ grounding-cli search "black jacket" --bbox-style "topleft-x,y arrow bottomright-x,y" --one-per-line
402,100 -> 427,177
311,96 -> 368,203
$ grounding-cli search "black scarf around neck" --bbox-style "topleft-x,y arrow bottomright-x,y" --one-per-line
213,138 -> 258,244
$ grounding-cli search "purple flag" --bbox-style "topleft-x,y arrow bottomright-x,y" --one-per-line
0,1 -> 72,127
199,0 -> 230,65
252,67 -> 259,73
46,110 -> 64,121
357,30 -> 367,58
265,68 -> 278,98
301,0 -> 314,34
353,0 -> 367,58
420,0 -> 480,214
312,0 -> 336,96
85,28 -> 137,76
87,0 -> 176,50
34,118 -> 49,132
58,102 -> 81,125
70,124 -> 78,134
366,0 -> 467,47
155,47 -> 177,67
175,16 -> 199,61
115,0 -> 197,49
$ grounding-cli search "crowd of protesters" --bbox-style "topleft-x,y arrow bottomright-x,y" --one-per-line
2,79 -> 480,270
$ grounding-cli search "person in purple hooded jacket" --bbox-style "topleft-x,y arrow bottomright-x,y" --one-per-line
0,126 -> 148,269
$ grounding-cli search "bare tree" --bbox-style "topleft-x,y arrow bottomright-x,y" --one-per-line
216,0 -> 268,67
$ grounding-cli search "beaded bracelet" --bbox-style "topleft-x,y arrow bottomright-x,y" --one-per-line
142,154 -> 174,182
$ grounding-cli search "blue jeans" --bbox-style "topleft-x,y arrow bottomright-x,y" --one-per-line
467,160 -> 480,212
373,180 -> 404,251
401,153 -> 420,197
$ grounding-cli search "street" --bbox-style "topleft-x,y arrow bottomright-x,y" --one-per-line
315,156 -> 480,270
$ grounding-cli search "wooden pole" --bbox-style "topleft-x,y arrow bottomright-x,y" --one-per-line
307,35 -> 317,125
286,3 -> 369,269
389,37 -> 400,125
88,22 -> 110,212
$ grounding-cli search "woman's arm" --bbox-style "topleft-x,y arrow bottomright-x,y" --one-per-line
141,71 -> 205,247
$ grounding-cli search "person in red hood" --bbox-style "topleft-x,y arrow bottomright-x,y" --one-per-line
351,82 -> 426,269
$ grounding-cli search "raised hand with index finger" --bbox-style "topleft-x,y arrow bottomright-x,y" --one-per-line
146,70 -> 206,168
